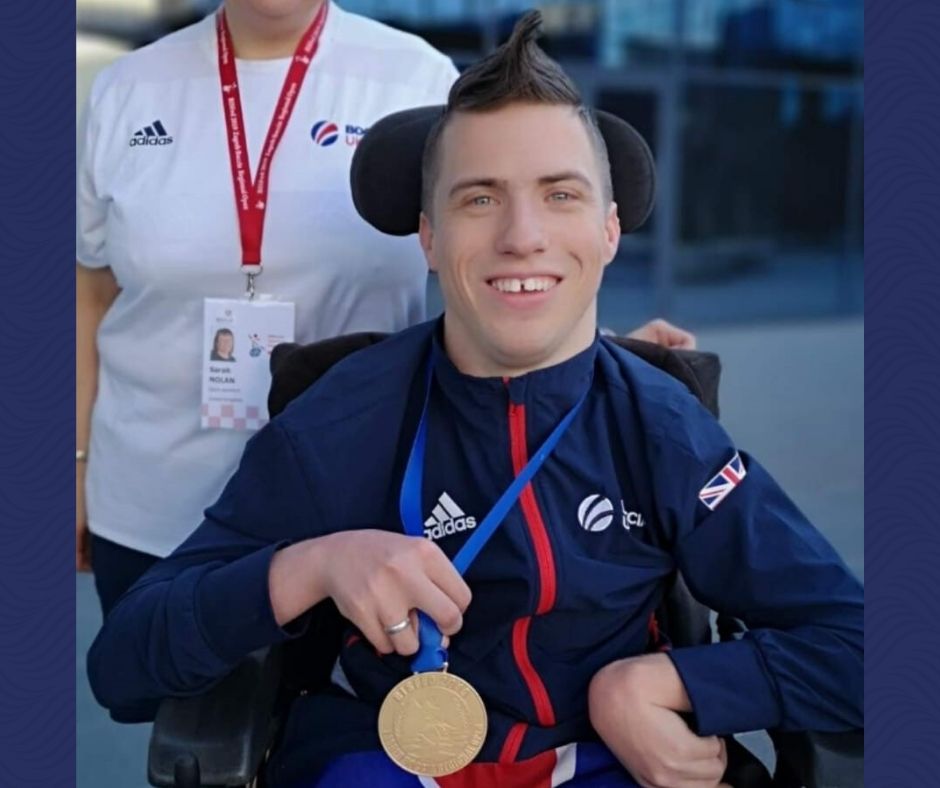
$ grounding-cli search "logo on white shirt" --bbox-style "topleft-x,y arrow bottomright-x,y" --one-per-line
129,120 -> 173,147
424,492 -> 477,541
311,120 -> 339,147
311,119 -> 370,148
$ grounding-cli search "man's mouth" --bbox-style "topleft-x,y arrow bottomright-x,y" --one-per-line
487,276 -> 560,294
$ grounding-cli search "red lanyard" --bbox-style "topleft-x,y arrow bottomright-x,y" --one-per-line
216,3 -> 329,274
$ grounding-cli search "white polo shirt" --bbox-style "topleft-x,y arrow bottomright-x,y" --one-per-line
77,3 -> 457,557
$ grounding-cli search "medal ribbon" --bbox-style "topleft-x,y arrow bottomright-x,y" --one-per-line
216,3 -> 328,271
400,344 -> 588,672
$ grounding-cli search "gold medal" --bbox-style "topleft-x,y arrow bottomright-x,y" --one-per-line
378,671 -> 487,776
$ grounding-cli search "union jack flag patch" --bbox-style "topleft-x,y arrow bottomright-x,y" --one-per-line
698,451 -> 747,511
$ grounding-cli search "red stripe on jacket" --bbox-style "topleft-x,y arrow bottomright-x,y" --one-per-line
501,400 -> 558,759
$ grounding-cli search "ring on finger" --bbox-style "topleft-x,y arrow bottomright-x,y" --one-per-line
384,617 -> 411,636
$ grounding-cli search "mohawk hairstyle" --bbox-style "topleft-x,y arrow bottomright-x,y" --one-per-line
421,9 -> 613,215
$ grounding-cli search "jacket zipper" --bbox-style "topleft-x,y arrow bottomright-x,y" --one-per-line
502,397 -> 558,761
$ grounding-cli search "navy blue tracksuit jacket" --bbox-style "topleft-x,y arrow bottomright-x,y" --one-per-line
87,320 -> 863,785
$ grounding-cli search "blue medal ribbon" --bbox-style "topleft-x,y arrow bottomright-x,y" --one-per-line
399,344 -> 588,672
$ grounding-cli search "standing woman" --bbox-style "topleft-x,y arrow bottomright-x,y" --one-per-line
76,0 -> 695,616
77,0 -> 458,614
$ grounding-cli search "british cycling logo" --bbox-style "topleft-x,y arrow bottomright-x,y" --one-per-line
578,494 -> 614,532
578,494 -> 647,532
311,120 -> 369,147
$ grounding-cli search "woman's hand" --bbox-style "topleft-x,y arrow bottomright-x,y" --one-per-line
628,319 -> 697,350
76,462 -> 92,572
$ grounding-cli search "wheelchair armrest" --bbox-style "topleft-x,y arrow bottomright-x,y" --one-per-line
148,647 -> 283,788
771,729 -> 864,788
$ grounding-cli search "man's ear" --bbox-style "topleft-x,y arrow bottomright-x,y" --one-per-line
602,202 -> 621,266
419,212 -> 437,273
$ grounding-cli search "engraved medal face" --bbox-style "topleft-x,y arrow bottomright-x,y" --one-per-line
378,672 -> 488,777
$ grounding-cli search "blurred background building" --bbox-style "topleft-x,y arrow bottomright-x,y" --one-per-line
78,0 -> 863,329
76,2 -> 863,785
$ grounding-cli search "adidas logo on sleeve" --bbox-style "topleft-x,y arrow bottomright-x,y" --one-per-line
129,120 -> 173,147
423,492 -> 477,541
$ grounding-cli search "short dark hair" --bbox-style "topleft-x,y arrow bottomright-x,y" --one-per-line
421,10 -> 612,215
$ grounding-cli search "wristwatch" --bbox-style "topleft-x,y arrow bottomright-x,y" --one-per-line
76,449 -> 88,462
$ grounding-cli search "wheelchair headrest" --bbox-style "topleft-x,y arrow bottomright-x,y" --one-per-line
350,105 -> 655,237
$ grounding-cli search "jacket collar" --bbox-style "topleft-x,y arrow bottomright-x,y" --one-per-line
429,317 -> 598,410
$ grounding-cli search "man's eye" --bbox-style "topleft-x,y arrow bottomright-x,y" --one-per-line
470,195 -> 494,206
549,191 -> 576,201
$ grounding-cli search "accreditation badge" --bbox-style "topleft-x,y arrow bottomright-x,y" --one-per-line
201,296 -> 295,431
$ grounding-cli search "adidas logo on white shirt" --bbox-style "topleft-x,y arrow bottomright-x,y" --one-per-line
129,120 -> 173,147
423,492 -> 477,541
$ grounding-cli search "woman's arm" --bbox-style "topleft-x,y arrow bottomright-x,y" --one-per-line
76,263 -> 119,571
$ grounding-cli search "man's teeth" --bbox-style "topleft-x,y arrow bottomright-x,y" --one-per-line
490,277 -> 558,293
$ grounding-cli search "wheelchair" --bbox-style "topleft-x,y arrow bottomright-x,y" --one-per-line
146,332 -> 863,788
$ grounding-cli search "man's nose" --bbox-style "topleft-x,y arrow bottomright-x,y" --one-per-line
494,199 -> 547,258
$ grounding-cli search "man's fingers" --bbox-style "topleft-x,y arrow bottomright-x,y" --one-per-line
665,780 -> 726,788
421,541 -> 473,613
668,761 -> 727,785
376,601 -> 420,656
407,611 -> 451,649
683,739 -> 725,763
645,764 -> 727,788
631,734 -> 726,788
373,607 -> 453,659
663,734 -> 726,781
408,576 -> 465,636
343,593 -> 408,656
358,615 -> 397,656
374,579 -> 460,658
684,735 -> 724,762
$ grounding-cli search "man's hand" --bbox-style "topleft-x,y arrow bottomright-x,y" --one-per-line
268,530 -> 471,656
589,654 -> 729,788
628,319 -> 697,350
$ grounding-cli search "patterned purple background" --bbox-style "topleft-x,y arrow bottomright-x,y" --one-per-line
0,0 -> 77,784
864,0 -> 940,784
0,0 -> 932,783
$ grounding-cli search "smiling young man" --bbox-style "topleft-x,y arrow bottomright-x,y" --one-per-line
88,12 -> 863,788
420,100 -> 619,379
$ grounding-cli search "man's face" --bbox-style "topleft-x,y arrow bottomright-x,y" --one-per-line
420,103 -> 620,377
